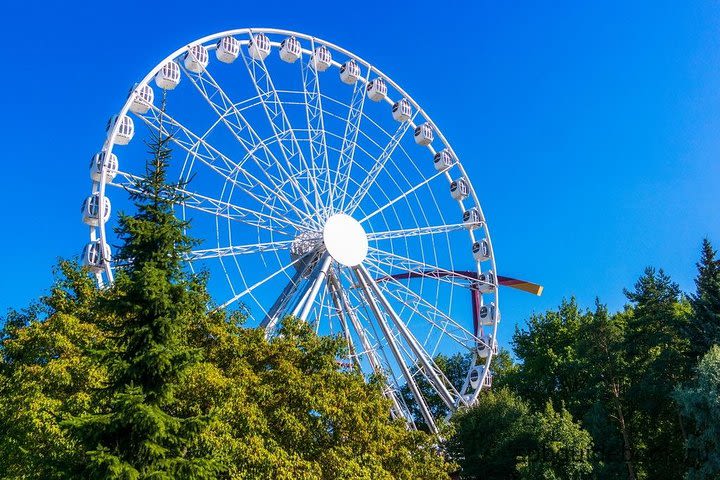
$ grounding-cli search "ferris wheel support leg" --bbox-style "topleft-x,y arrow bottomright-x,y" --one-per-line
329,271 -> 408,423
353,266 -> 438,435
357,264 -> 459,411
298,254 -> 333,322
326,271 -> 359,365
261,265 -> 307,332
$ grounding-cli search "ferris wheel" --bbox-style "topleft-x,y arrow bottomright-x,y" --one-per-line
81,28 -> 540,433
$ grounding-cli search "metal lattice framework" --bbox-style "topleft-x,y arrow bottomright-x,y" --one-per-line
83,28 -> 502,433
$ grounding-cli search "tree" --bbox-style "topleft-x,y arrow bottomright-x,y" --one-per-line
180,316 -> 452,479
517,402 -> 594,480
622,267 -> 689,480
576,301 -> 636,479
685,239 -> 720,363
64,125 -> 219,478
447,389 -> 593,480
0,262 -> 107,479
508,298 -> 592,416
674,345 -> 720,480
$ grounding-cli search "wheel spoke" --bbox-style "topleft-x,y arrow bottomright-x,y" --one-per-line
179,63 -> 320,221
111,170 -> 305,234
138,104 -> 320,230
359,167 -> 452,224
367,223 -> 467,242
239,32 -> 324,212
344,110 -> 419,214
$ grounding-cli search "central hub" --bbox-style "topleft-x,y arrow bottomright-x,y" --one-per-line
323,214 -> 368,267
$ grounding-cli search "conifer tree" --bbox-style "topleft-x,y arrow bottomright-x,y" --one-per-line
685,239 -> 720,362
66,107 -> 219,478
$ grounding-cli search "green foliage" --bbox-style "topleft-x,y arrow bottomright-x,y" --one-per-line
517,402 -> 594,480
0,261 -> 106,479
63,126 -> 219,478
508,298 -> 592,415
0,127 -> 450,478
685,239 -> 720,363
448,389 -> 593,480
675,345 -> 720,480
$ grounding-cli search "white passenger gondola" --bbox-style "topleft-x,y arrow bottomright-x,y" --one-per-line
128,84 -> 154,115
463,207 -> 483,229
311,45 -> 332,71
478,302 -> 498,326
433,149 -> 453,171
469,365 -> 492,389
106,115 -> 134,146
184,44 -> 209,73
280,36 -> 302,63
450,177 -> 469,201
155,61 -> 181,90
339,60 -> 360,84
90,152 -> 118,182
414,122 -> 433,146
81,194 -> 111,226
248,33 -> 271,60
392,98 -> 412,122
82,241 -> 111,273
477,270 -> 496,293
366,78 -> 387,102
477,334 -> 498,359
216,36 -> 240,63
472,239 -> 491,262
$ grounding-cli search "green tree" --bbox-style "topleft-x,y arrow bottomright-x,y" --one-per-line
674,345 -> 720,480
0,262 -> 106,479
181,316 -> 452,479
448,389 -> 593,480
508,298 -> 592,415
622,267 -> 689,480
65,127 -> 219,478
685,239 -> 720,363
517,402 -> 594,480
576,302 -> 636,479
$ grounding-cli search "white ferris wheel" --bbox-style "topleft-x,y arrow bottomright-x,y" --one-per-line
81,28 -> 540,433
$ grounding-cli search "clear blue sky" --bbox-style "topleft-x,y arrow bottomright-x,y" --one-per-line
1,1 -> 718,347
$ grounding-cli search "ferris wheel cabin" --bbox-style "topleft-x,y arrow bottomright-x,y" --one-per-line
90,152 -> 118,182
463,207 -> 483,229
216,36 -> 240,63
155,61 -> 181,90
106,115 -> 134,145
477,270 -> 496,293
280,36 -> 302,63
128,84 -> 154,115
392,99 -> 412,122
366,78 -> 387,102
184,45 -> 209,73
472,239 -> 491,262
450,177 -> 470,201
248,33 -> 271,60
478,302 -> 498,326
311,46 -> 332,71
414,122 -> 433,146
82,241 -> 111,273
433,149 -> 453,171
81,194 -> 111,227
340,60 -> 360,84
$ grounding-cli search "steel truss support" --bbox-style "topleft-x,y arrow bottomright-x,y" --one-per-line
358,264 -> 463,410
327,270 -> 407,422
353,265 -> 438,434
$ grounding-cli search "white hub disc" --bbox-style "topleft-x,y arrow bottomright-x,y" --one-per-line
323,214 -> 368,267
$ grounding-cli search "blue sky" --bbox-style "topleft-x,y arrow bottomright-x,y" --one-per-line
1,1 -> 718,348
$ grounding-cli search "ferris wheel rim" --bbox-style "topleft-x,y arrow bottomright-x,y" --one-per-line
90,26 -> 501,426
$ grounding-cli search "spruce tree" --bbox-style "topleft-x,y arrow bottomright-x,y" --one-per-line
66,108 -> 219,478
685,239 -> 720,362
